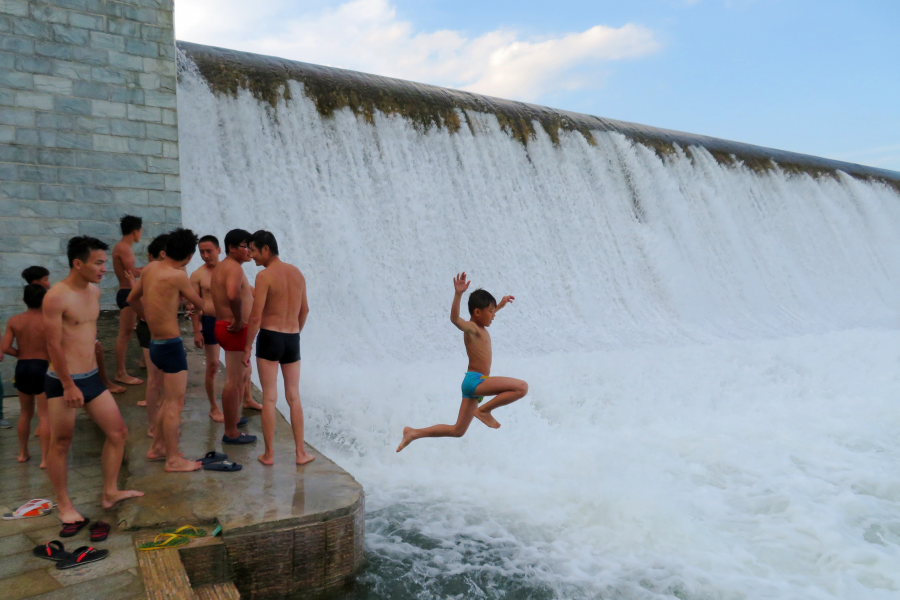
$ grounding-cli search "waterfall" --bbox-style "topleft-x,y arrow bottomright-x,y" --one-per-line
176,45 -> 900,599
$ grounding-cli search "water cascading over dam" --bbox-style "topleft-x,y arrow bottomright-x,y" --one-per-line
175,41 -> 900,599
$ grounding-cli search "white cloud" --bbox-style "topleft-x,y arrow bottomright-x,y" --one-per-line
175,0 -> 660,102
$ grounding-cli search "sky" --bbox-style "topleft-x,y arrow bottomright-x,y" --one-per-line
174,0 -> 900,172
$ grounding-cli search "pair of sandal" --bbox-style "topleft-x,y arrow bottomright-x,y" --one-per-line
33,540 -> 108,570
138,525 -> 208,551
59,519 -> 110,542
197,451 -> 242,472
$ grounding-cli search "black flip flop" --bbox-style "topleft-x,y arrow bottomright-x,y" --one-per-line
33,540 -> 71,562
89,521 -> 110,542
196,451 -> 228,465
56,546 -> 108,570
222,433 -> 256,445
59,518 -> 90,538
203,460 -> 242,472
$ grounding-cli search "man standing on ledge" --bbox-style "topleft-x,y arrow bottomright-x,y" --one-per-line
43,236 -> 143,528
243,231 -> 314,465
190,235 -> 225,423
112,215 -> 144,386
211,229 -> 257,445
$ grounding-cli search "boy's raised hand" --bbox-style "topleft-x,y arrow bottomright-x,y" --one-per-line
453,272 -> 471,294
497,295 -> 515,309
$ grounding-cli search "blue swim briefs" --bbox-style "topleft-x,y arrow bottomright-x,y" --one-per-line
149,337 -> 188,374
200,314 -> 217,346
461,371 -> 486,403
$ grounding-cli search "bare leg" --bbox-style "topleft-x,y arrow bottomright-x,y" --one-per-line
397,398 -> 479,452
83,392 -> 144,507
142,348 -> 163,436
115,306 -> 142,384
243,362 -> 262,410
46,397 -> 81,523
472,377 -> 529,429
222,352 -> 247,439
36,394 -> 49,468
16,392 -> 34,462
256,358 -> 279,465
283,361 -> 314,464
158,371 -> 201,472
95,341 -> 125,394
205,344 -> 223,422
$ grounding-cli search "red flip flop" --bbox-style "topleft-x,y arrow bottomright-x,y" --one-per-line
59,518 -> 90,538
89,521 -> 110,542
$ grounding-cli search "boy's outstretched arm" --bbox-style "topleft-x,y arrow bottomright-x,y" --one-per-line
495,295 -> 515,311
450,272 -> 477,333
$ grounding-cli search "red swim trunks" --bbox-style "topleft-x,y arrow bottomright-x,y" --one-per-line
214,321 -> 248,352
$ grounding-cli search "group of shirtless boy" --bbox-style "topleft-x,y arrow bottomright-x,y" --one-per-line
3,216 -> 313,528
3,213 -> 530,529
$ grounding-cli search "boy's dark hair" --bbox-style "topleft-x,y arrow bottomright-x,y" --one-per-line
164,228 -> 198,262
198,235 -> 220,247
23,284 -> 46,309
468,289 -> 497,316
250,230 -> 279,256
67,236 -> 109,267
21,265 -> 49,284
147,234 -> 170,259
223,229 -> 251,252
120,214 -> 143,235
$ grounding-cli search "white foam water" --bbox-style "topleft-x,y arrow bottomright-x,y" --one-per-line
176,56 -> 900,599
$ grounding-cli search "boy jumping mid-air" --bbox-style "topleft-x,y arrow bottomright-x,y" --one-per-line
397,272 -> 528,452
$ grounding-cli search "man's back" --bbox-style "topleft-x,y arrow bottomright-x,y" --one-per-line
112,241 -> 134,290
142,262 -> 186,339
260,261 -> 305,333
9,311 -> 48,360
211,258 -> 252,323
44,281 -> 100,373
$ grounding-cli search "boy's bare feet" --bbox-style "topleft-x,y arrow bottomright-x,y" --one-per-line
17,452 -> 30,463
258,453 -> 274,465
137,400 -> 147,406
296,452 -> 315,465
116,374 -> 143,385
39,461 -> 47,469
107,382 -> 126,394
165,458 -> 202,473
102,489 -> 144,509
396,427 -> 415,452
475,409 -> 500,429
242,399 -> 263,411
57,508 -> 84,525
209,408 -> 224,423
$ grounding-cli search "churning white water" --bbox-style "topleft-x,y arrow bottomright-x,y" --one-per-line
176,55 -> 900,599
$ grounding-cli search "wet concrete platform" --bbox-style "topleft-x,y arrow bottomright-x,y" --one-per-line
0,312 -> 364,599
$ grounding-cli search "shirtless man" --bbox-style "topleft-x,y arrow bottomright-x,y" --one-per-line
189,235 -> 225,422
43,236 -> 143,527
112,215 -> 144,386
242,231 -> 314,465
210,229 -> 257,445
23,267 -> 124,395
128,229 -> 206,473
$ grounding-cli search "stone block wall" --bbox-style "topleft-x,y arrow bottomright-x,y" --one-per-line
0,0 -> 181,333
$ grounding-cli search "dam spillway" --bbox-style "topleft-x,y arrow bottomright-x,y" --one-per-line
175,41 -> 900,599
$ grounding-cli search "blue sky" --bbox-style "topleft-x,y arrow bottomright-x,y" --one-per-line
176,0 -> 899,171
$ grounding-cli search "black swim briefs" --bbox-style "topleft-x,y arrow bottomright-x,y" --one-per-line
200,314 -> 217,346
14,359 -> 49,395
116,288 -> 131,310
135,319 -> 151,349
256,329 -> 300,364
149,337 -> 188,374
45,369 -> 107,404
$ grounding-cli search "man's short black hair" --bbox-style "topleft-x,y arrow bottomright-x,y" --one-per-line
198,235 -> 220,248
21,265 -> 49,284
165,228 -> 198,262
148,234 -> 170,259
23,284 -> 46,309
468,289 -> 497,316
67,236 -> 109,267
223,229 -> 251,252
120,214 -> 143,235
250,230 -> 279,256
